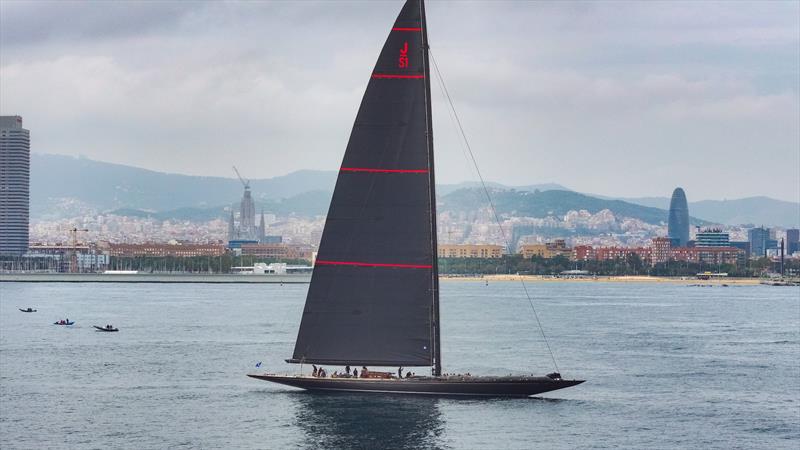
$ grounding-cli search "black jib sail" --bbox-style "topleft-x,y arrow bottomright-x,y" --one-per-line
289,0 -> 439,370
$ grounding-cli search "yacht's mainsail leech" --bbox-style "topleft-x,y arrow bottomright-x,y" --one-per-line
289,0 -> 438,368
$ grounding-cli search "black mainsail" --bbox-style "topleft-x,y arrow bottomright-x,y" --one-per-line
251,0 -> 584,397
289,0 -> 440,372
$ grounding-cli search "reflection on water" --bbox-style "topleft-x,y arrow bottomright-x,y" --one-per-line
291,391 -> 445,449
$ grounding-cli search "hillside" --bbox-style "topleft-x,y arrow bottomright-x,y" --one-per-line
31,153 -> 337,217
441,189 -> 707,226
620,196 -> 799,228
29,154 -> 797,226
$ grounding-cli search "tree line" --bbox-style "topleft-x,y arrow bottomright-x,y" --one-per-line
438,255 -> 797,278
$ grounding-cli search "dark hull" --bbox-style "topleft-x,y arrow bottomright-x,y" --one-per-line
94,326 -> 118,332
248,374 -> 583,397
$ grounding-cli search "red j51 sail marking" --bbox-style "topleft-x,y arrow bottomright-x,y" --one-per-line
399,42 -> 409,68
371,74 -> 424,79
340,167 -> 428,174
315,260 -> 432,269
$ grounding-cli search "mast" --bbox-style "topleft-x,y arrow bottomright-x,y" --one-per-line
419,0 -> 441,377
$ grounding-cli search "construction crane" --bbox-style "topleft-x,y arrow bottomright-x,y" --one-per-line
232,166 -> 250,190
68,227 -> 89,273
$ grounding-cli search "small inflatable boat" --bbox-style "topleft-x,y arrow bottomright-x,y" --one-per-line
94,325 -> 118,332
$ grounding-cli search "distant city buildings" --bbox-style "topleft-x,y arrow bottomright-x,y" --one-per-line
0,116 -> 30,255
748,226 -> 777,257
101,242 -> 227,257
667,187 -> 690,247
517,236 -> 744,267
786,229 -> 799,254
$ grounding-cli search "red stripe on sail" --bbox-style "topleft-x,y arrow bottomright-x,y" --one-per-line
392,27 -> 422,31
315,260 -> 432,269
371,74 -> 424,79
341,167 -> 428,174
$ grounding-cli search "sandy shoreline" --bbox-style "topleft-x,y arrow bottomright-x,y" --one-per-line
440,274 -> 763,285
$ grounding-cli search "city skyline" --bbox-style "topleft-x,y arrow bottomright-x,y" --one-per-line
1,1 -> 798,202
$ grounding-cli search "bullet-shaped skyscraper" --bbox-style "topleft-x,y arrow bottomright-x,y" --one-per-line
0,116 -> 30,255
667,187 -> 690,247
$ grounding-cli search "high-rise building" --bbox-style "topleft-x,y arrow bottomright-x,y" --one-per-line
667,187 -> 690,247
786,229 -> 799,254
695,228 -> 730,247
748,227 -> 777,257
0,116 -> 30,255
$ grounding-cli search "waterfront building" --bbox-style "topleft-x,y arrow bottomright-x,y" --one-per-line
240,243 -> 314,261
593,246 -> 652,263
104,242 -> 226,257
651,237 -> 672,264
695,228 -> 730,247
572,245 -> 595,262
0,116 -> 30,255
519,239 -> 570,259
26,243 -> 109,272
667,188 -> 690,247
438,244 -> 504,259
670,247 -> 743,266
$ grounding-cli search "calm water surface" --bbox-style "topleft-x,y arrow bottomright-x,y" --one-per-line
0,281 -> 798,449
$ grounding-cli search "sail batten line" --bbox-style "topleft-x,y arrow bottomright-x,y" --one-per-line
315,260 -> 432,269
371,74 -> 425,79
341,167 -> 428,174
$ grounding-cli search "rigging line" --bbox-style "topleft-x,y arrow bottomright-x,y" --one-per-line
429,50 -> 560,375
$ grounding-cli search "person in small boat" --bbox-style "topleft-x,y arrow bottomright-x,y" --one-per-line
406,371 -> 411,378
352,368 -> 358,378
312,365 -> 318,377
398,367 -> 403,379
361,366 -> 369,378
345,365 -> 351,376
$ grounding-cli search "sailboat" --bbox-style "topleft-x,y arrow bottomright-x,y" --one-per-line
248,0 -> 583,397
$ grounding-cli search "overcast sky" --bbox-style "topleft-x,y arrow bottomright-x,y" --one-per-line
1,0 -> 798,202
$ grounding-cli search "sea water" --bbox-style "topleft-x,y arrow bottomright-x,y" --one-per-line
0,281 -> 797,449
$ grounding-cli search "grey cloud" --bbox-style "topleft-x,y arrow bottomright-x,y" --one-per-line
0,0 -> 202,47
0,1 -> 798,202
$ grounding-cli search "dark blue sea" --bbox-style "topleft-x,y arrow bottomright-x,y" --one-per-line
1,281 -> 798,449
